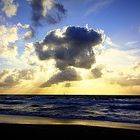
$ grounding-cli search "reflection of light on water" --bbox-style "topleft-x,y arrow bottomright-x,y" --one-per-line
0,114 -> 140,131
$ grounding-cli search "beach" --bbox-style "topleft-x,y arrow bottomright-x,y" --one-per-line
0,114 -> 140,138
0,95 -> 140,138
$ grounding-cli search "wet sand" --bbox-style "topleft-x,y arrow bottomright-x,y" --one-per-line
0,114 -> 140,138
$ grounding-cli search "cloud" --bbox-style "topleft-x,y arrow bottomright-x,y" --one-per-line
17,23 -> 34,40
85,0 -> 113,16
0,69 -> 34,87
102,56 -> 140,87
125,41 -> 140,47
0,25 -> 18,58
64,83 -> 71,87
20,43 -> 41,66
133,62 -> 140,70
28,0 -> 66,25
23,30 -> 34,40
0,0 -> 19,17
0,23 -> 33,58
17,23 -> 30,29
113,75 -> 140,86
34,26 -> 103,87
91,67 -> 103,79
41,68 -> 81,87
96,48 -> 139,71
35,26 -> 102,70
104,36 -> 119,47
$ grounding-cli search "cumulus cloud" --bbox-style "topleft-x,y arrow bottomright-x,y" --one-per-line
20,43 -> 41,66
0,25 -> 18,58
0,0 -> 19,17
17,23 -> 34,40
0,23 -> 33,58
41,68 -> 81,87
91,67 -> 103,79
0,69 -> 34,87
35,26 -> 102,70
28,0 -> 66,25
23,30 -> 34,40
34,26 -> 102,87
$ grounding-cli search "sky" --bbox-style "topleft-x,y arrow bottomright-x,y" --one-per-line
0,0 -> 140,95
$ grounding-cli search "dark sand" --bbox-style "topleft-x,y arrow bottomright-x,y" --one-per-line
0,115 -> 140,138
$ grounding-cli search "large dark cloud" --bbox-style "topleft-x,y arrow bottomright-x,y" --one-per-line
29,0 -> 66,26
35,26 -> 102,87
35,26 -> 102,70
41,68 -> 81,87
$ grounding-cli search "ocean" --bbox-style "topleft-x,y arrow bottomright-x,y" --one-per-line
0,95 -> 140,124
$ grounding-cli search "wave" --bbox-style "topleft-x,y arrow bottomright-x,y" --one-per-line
0,95 -> 140,124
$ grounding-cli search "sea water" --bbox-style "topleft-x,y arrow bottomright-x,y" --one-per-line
0,95 -> 140,124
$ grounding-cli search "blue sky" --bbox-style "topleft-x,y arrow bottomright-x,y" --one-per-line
6,0 -> 140,46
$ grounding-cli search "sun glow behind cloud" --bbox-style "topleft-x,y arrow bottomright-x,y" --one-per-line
0,0 -> 140,95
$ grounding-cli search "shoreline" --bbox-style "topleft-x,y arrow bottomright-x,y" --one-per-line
0,114 -> 140,130
0,115 -> 140,138
0,94 -> 140,96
